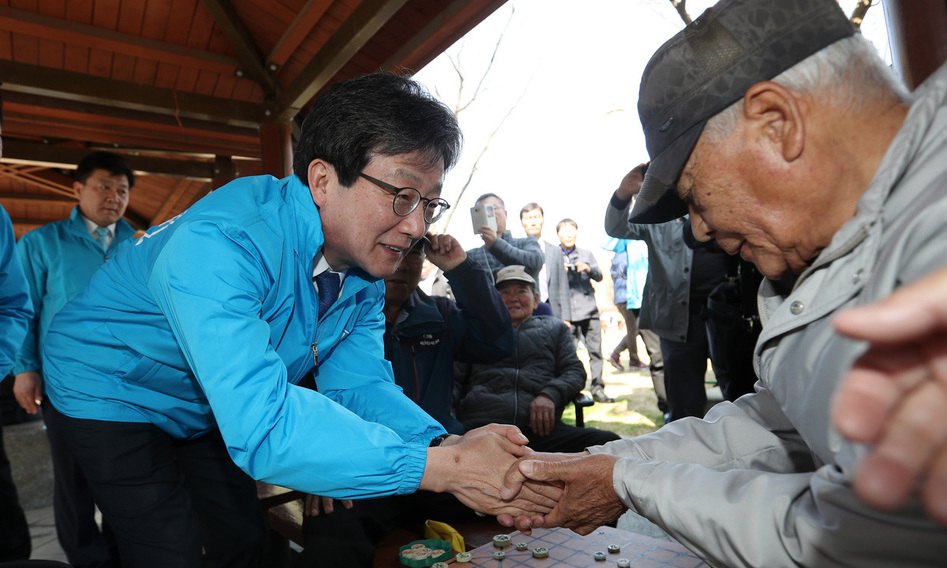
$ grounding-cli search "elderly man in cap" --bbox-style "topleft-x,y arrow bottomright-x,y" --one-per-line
499,0 -> 947,565
454,265 -> 619,452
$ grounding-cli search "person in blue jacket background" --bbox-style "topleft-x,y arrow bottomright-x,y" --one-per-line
13,150 -> 135,568
296,232 -> 516,566
0,200 -> 35,562
39,73 -> 556,568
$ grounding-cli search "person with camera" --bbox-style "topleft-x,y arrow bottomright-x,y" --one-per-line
546,219 -> 612,403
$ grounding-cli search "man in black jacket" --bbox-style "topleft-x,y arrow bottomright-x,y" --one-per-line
454,265 -> 619,452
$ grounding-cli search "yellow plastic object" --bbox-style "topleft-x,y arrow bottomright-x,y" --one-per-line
423,519 -> 466,554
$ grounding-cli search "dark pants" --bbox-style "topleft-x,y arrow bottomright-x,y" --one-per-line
42,403 -> 118,568
524,422 -> 620,453
610,303 -> 644,365
298,492 -> 474,568
569,318 -> 604,393
44,403 -> 264,568
638,327 -> 667,412
0,420 -> 30,562
659,308 -> 722,422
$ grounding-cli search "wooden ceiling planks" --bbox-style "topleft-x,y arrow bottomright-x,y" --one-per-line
0,0 -> 508,233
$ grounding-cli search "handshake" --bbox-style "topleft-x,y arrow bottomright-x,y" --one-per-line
422,424 -> 626,535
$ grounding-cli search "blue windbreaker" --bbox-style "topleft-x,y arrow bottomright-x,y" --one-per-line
14,207 -> 135,375
0,205 -> 33,377
42,175 -> 442,498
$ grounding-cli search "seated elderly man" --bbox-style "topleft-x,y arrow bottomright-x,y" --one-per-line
454,265 -> 620,452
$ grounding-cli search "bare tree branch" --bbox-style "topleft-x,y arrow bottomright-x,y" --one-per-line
670,0 -> 692,25
849,0 -> 873,30
441,77 -> 530,232
456,5 -> 516,115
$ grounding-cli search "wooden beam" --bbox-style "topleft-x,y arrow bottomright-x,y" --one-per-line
0,163 -> 74,198
150,179 -> 203,226
0,191 -> 75,206
883,0 -> 947,89
380,0 -> 507,73
268,0 -> 332,68
275,0 -> 409,121
200,0 -> 277,95
0,60 -> 265,128
259,123 -> 293,177
0,6 -> 240,75
1,90 -> 260,140
3,139 -> 217,180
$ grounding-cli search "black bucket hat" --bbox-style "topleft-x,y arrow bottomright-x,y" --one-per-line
631,0 -> 855,223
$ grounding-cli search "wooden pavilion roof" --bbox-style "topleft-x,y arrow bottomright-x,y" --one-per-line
0,0 -> 507,237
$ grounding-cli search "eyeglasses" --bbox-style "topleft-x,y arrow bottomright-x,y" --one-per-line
359,173 -> 450,224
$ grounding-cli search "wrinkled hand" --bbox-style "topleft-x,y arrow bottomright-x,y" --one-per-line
478,227 -> 499,248
424,233 -> 466,271
13,371 -> 43,415
421,424 -> 560,519
832,267 -> 947,526
615,163 -> 649,201
303,495 -> 353,517
500,452 -> 624,535
529,395 -> 556,437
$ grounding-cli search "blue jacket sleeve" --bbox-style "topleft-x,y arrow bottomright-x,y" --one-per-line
441,258 -> 515,363
0,207 -> 33,378
148,223 -> 437,498
12,231 -> 45,375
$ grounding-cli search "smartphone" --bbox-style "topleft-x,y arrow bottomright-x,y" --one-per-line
470,204 -> 497,234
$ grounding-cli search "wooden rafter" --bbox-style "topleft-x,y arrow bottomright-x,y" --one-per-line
268,0 -> 333,69
0,60 -> 265,128
0,6 -> 240,75
200,0 -> 277,95
275,0 -> 410,121
0,164 -> 74,198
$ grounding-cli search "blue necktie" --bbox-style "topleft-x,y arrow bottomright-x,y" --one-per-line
316,271 -> 341,316
93,227 -> 110,251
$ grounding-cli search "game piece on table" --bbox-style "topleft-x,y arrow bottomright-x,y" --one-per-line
617,559 -> 631,568
594,550 -> 607,561
431,563 -> 448,568
493,550 -> 506,560
532,547 -> 549,559
493,534 -> 512,548
455,551 -> 472,563
514,542 -> 529,551
608,544 -> 621,554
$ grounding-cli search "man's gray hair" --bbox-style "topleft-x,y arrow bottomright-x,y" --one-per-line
703,34 -> 911,142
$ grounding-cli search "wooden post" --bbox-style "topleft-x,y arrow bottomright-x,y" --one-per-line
259,122 -> 293,177
882,0 -> 947,89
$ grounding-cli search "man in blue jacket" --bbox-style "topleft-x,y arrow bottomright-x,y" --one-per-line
14,150 -> 135,568
0,198 -> 35,561
297,232 -> 515,566
40,73 -> 555,568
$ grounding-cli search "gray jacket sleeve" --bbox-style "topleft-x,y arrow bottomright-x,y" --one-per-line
604,194 -> 648,240
589,388 -> 943,567
489,236 -> 544,275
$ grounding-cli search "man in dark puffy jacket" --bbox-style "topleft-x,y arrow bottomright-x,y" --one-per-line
454,265 -> 620,452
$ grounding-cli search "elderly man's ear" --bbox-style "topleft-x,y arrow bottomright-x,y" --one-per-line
741,81 -> 806,163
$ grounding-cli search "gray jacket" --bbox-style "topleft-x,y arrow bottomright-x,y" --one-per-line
602,213 -> 692,341
591,63 -> 947,566
454,315 -> 585,430
466,231 -> 544,281
546,245 -> 602,322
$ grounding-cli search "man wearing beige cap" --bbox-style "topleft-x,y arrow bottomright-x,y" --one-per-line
455,265 -> 619,452
500,0 -> 947,564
